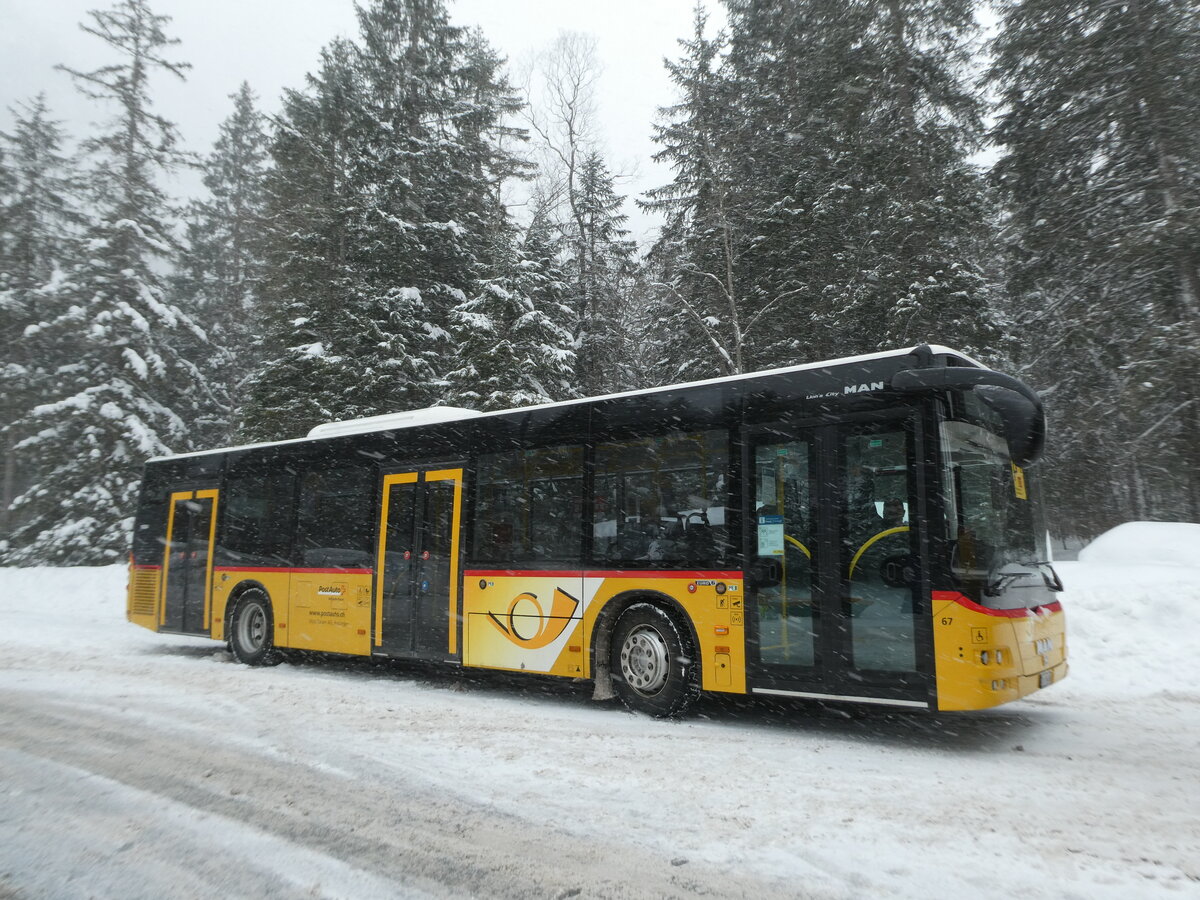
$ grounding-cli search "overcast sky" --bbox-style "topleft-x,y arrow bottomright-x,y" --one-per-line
1,0 -> 725,245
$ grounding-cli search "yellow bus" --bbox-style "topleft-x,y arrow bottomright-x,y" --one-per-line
128,344 -> 1066,716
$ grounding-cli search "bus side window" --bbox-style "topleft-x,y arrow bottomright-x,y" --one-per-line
592,430 -> 729,566
218,468 -> 296,567
132,470 -> 171,562
473,445 -> 583,565
294,465 -> 374,569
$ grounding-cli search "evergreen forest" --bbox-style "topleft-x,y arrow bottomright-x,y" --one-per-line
2,0 -> 1197,565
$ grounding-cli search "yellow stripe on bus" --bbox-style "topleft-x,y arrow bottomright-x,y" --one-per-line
425,468 -> 464,656
375,472 -> 419,646
784,535 -> 811,558
849,526 -> 910,578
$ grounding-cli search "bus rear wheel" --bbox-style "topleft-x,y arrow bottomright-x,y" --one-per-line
229,589 -> 282,667
610,603 -> 698,717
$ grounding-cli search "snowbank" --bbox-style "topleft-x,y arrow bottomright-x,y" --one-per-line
1076,520 -> 1200,567
0,564 -> 132,649
1056,521 -> 1200,701
1056,559 -> 1200,699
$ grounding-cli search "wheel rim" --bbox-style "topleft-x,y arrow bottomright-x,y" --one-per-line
619,624 -> 670,695
238,600 -> 267,651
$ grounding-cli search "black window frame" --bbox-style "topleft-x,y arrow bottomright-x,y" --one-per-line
588,425 -> 734,570
214,461 -> 300,568
468,440 -> 586,568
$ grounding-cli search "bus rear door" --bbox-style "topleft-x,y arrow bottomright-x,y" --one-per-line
160,488 -> 219,635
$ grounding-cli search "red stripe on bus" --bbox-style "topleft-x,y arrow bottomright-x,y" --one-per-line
465,569 -> 584,578
213,566 -> 373,575
934,591 -> 1063,618
590,570 -> 744,580
464,569 -> 744,580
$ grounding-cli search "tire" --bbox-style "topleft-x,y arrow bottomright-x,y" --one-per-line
610,603 -> 699,717
228,589 -> 282,667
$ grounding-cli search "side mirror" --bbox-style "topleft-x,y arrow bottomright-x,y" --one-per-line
891,366 -> 1046,466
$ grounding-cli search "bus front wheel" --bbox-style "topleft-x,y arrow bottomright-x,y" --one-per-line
610,603 -> 698,717
229,589 -> 282,667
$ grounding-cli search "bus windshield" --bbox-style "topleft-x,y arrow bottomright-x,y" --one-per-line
940,393 -> 1057,610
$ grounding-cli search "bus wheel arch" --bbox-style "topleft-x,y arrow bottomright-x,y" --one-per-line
222,580 -> 266,638
592,591 -> 700,717
227,584 -> 282,667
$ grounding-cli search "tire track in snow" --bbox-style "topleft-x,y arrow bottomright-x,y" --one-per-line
0,693 -> 823,899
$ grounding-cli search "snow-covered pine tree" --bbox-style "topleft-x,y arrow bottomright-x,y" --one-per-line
174,82 -> 269,445
348,0 -> 479,380
444,205 -> 575,410
691,0 -> 1002,367
643,7 -> 755,382
570,150 -> 638,395
0,96 -> 83,549
702,0 -> 855,366
518,198 -> 579,399
612,262 -> 663,391
241,0 -> 529,440
348,2 -> 529,405
237,40 -> 368,442
990,0 -> 1200,530
0,143 -> 13,240
4,0 -> 220,565
863,0 -> 1001,357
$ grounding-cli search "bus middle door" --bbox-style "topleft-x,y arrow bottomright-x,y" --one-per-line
374,467 -> 464,660
746,426 -> 825,694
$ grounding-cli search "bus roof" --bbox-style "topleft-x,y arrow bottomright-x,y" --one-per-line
150,343 -> 982,462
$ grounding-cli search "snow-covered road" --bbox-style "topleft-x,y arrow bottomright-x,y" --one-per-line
1,549 -> 1198,899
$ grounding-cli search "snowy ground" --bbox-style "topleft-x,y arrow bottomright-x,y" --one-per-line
2,529 -> 1199,899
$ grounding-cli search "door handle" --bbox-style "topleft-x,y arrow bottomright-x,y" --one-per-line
747,556 -> 782,588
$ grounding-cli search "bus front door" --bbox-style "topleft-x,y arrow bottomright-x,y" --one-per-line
835,419 -> 925,700
748,418 -> 927,706
748,429 -> 823,690
160,489 -> 219,635
374,467 -> 464,660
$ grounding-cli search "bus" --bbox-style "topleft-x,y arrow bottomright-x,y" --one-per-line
127,344 -> 1067,716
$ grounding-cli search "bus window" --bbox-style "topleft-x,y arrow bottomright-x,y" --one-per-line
940,392 -> 1046,609
592,430 -> 729,566
753,440 -> 816,668
217,469 -> 296,567
473,445 -> 583,564
842,426 -> 918,674
131,478 -> 170,563
294,465 -> 375,569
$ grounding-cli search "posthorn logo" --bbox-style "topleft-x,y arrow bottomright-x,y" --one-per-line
487,588 -> 580,649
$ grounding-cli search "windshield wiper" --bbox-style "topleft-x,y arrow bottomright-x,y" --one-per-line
1022,560 -> 1064,592
985,560 -> 1064,596
984,570 -> 1032,596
